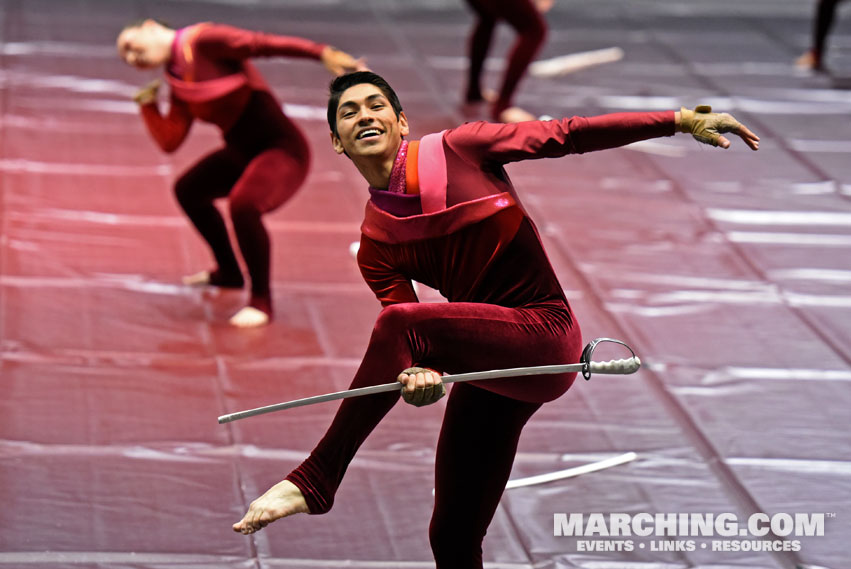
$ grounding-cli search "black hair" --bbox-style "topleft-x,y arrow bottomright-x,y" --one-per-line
327,71 -> 403,135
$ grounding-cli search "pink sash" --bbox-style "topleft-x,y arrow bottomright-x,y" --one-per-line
417,131 -> 448,214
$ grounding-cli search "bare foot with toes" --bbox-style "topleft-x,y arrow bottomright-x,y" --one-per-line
233,480 -> 309,534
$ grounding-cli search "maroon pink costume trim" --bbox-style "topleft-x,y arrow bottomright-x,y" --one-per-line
418,131 -> 449,213
362,193 -> 517,244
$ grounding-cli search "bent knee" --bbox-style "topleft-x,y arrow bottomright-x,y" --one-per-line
511,10 -> 547,43
372,303 -> 421,338
229,198 -> 263,223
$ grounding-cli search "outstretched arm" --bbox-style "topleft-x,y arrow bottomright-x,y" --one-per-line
134,80 -> 193,153
447,108 -> 758,164
194,24 -> 364,75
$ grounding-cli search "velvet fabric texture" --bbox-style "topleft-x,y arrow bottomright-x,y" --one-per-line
287,113 -> 675,567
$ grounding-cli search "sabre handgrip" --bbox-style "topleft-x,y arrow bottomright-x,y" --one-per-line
580,337 -> 639,380
588,357 -> 641,375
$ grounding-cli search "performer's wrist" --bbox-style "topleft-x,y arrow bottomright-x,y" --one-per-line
676,106 -> 694,134
134,94 -> 157,106
133,79 -> 161,106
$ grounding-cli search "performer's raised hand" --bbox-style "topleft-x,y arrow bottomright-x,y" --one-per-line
133,78 -> 161,105
320,46 -> 368,76
398,367 -> 446,407
677,105 -> 760,150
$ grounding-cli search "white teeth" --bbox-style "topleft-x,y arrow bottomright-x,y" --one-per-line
357,129 -> 381,140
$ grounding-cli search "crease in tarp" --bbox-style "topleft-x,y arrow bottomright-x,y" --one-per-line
0,440 -> 224,463
0,68 -> 141,95
0,274 -> 185,294
768,268 -> 851,282
0,442 -> 448,468
706,208 -> 851,226
702,367 -> 851,384
605,302 -> 713,317
0,40 -> 118,57
670,384 -> 765,397
8,208 -> 361,233
0,158 -> 171,176
0,552 -> 251,566
240,444 -> 432,472
725,457 -> 851,475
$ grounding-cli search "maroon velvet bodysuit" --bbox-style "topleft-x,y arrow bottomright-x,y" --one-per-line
287,112 -> 676,567
139,24 -> 325,316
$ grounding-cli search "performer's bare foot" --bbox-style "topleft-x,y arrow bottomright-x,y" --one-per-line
182,270 -> 211,286
480,88 -> 498,103
497,106 -> 537,123
464,87 -> 498,105
233,480 -> 309,534
795,50 -> 822,70
229,306 -> 270,328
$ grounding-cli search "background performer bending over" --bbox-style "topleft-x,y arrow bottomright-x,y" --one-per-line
117,19 -> 363,326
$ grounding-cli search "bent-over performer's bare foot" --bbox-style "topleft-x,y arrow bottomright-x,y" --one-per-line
182,270 -> 211,286
229,306 -> 270,328
233,479 -> 309,534
463,87 -> 498,109
498,106 -> 537,123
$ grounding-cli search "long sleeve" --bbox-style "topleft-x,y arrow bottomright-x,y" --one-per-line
193,24 -> 326,62
446,111 -> 676,165
357,237 -> 419,306
138,95 -> 194,153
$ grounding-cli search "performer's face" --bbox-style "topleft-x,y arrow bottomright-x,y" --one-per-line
116,21 -> 170,69
331,83 -> 409,160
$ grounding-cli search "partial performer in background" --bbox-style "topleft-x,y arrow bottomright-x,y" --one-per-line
463,0 -> 553,122
117,19 -> 363,326
797,0 -> 847,70
233,72 -> 759,567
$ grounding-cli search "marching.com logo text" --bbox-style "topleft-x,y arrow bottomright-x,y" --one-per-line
554,512 -> 830,553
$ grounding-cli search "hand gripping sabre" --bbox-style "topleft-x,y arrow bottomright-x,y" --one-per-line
217,338 -> 640,424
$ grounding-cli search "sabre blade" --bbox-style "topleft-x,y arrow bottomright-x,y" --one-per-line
217,356 -> 641,424
217,382 -> 400,423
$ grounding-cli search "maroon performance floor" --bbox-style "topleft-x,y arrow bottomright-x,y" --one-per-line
1,1 -> 850,568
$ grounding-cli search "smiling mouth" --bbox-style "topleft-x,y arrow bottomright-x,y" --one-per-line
356,128 -> 382,140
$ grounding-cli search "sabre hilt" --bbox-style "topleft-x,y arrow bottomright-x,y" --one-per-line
581,338 -> 639,380
588,357 -> 641,375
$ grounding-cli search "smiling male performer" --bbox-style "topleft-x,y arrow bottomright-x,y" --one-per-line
233,72 -> 759,566
117,20 -> 362,326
